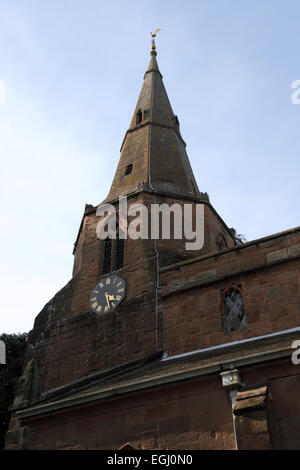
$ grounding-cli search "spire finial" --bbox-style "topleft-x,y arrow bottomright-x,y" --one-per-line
150,29 -> 161,56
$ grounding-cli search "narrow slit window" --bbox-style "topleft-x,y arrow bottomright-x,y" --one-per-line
136,109 -> 142,125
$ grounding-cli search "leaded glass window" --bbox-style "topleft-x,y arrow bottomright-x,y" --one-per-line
223,289 -> 247,333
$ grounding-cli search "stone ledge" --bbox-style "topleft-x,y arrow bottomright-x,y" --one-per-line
163,251 -> 300,297
167,269 -> 217,294
15,333 -> 296,421
233,385 -> 268,415
266,244 -> 300,263
236,385 -> 267,400
161,225 -> 300,273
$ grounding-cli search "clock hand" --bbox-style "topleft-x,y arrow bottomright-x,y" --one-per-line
105,292 -> 110,309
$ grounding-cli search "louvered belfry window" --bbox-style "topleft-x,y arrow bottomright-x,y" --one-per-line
223,288 -> 247,333
102,222 -> 125,274
115,237 -> 124,271
102,238 -> 112,274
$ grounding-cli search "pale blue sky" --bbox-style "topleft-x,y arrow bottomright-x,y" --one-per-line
0,0 -> 299,333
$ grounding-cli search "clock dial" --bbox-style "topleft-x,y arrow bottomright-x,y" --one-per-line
89,275 -> 126,314
223,375 -> 233,385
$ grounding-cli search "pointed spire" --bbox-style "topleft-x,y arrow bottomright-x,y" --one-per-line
145,52 -> 160,74
104,36 -> 208,204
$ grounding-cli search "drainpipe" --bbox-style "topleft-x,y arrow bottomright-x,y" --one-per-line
220,369 -> 242,450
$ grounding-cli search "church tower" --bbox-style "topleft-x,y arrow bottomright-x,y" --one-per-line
6,34 -> 300,452
9,35 -> 236,408
17,36 -> 300,451
73,35 -> 235,276
67,35 -> 236,368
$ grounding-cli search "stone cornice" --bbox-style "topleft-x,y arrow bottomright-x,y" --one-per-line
14,328 -> 299,422
162,249 -> 300,298
161,226 -> 300,273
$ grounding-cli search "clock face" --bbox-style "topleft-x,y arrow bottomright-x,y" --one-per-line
223,374 -> 233,385
89,275 -> 126,314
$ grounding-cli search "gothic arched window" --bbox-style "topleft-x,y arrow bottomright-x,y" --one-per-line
223,288 -> 247,334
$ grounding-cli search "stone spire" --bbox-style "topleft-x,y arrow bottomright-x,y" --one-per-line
104,36 -> 207,203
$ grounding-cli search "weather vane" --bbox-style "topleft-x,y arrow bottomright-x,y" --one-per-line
150,29 -> 161,53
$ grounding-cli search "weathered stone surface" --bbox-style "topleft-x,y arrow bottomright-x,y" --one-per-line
235,385 -> 267,400
266,244 -> 300,263
167,269 -> 217,293
161,228 -> 300,356
234,395 -> 266,413
104,53 -> 202,203
288,244 -> 300,257
267,248 -> 288,263
233,386 -> 272,450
